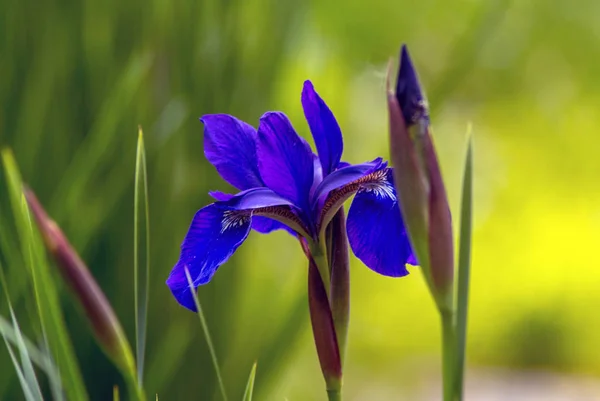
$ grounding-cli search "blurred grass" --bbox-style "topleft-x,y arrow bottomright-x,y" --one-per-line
2,0 -> 600,399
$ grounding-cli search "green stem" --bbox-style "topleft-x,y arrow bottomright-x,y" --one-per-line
309,240 -> 331,297
327,389 -> 342,401
441,310 -> 456,401
125,370 -> 146,401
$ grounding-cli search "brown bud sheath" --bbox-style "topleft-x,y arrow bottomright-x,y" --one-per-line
327,208 -> 350,365
389,45 -> 455,311
308,256 -> 342,390
25,188 -> 137,375
387,90 -> 431,274
301,238 -> 342,391
423,131 -> 454,310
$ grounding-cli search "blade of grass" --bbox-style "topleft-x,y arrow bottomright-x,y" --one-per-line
2,332 -> 38,401
0,265 -> 43,400
455,128 -> 473,399
0,314 -> 64,397
184,268 -> 229,401
242,362 -> 257,401
0,315 -> 51,374
134,126 -> 150,385
0,213 -> 30,315
1,148 -> 89,401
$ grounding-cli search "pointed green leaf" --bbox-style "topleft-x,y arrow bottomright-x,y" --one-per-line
242,362 -> 257,401
134,126 -> 150,385
455,129 -> 473,399
2,334 -> 37,401
184,268 -> 229,401
0,264 -> 43,401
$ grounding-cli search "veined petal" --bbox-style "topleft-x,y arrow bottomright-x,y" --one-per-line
347,169 -> 414,277
211,189 -> 297,235
257,112 -> 315,210
309,153 -> 324,200
209,190 -> 234,201
301,80 -> 343,176
202,114 -> 263,190
223,187 -> 295,210
224,187 -> 311,238
167,204 -> 251,311
251,216 -> 295,235
311,158 -> 385,208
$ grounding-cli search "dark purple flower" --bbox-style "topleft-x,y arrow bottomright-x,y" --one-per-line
167,80 -> 415,311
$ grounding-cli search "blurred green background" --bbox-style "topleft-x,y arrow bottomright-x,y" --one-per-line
2,0 -> 600,399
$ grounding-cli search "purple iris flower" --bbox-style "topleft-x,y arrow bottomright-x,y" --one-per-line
167,80 -> 415,311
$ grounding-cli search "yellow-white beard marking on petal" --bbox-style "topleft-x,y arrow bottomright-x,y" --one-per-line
221,210 -> 251,233
359,170 -> 396,201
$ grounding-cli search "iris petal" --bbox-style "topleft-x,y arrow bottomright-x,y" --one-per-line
210,190 -> 293,234
209,191 -> 234,201
311,158 -> 385,208
167,204 -> 251,311
301,80 -> 343,176
201,114 -> 264,190
252,216 -> 295,234
223,187 -> 295,210
223,188 -> 302,235
346,170 -> 414,277
257,112 -> 315,211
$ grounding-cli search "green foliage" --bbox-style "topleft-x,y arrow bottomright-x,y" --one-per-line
455,130 -> 473,398
242,362 -> 257,401
134,127 -> 151,385
0,263 -> 44,401
1,151 -> 88,401
184,268 -> 228,401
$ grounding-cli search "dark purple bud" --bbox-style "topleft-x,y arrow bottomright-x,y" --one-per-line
395,45 -> 430,127
388,45 -> 455,311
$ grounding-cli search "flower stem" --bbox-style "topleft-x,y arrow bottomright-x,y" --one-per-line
441,310 -> 456,401
309,240 -> 331,296
327,389 -> 342,401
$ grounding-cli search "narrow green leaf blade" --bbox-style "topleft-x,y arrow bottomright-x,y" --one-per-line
242,362 -> 257,401
0,264 -> 43,401
2,333 -> 37,401
1,149 -> 89,401
134,126 -> 150,385
184,268 -> 229,401
455,129 -> 473,399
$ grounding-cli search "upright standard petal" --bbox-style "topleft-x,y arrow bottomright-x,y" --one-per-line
346,169 -> 414,277
257,112 -> 315,210
301,81 -> 343,176
202,114 -> 264,190
167,204 -> 251,311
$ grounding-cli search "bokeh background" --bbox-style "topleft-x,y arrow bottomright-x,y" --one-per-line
2,0 -> 600,399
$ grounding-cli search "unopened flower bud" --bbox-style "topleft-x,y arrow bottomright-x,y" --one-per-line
388,45 -> 454,311
25,188 -> 137,375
